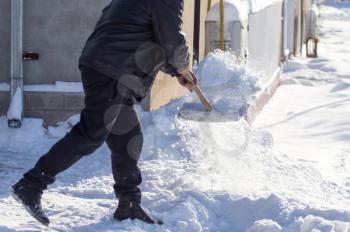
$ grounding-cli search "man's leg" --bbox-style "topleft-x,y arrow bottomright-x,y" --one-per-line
106,103 -> 143,203
106,108 -> 161,224
11,66 -> 137,226
18,66 -> 130,190
12,66 -> 132,225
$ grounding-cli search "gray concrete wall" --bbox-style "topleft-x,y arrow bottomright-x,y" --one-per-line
25,92 -> 84,127
0,92 -> 10,116
0,0 -> 108,124
0,90 -> 84,127
23,0 -> 110,84
0,0 -> 110,85
0,0 -> 11,84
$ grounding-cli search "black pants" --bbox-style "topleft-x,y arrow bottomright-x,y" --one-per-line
20,66 -> 143,202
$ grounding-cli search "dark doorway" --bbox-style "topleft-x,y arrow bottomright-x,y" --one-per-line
193,0 -> 201,65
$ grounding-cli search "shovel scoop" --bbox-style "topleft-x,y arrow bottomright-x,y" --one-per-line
183,71 -> 213,112
178,72 -> 241,122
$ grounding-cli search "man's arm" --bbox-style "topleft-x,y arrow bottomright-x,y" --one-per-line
151,0 -> 190,76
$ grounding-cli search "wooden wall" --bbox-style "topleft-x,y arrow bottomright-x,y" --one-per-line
148,0 -> 208,110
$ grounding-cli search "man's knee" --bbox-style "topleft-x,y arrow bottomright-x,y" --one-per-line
71,123 -> 108,156
108,129 -> 143,162
126,134 -> 143,161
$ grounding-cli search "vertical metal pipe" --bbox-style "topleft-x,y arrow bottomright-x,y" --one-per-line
193,0 -> 201,64
219,0 -> 225,50
11,0 -> 24,91
8,0 -> 24,128
300,0 -> 305,55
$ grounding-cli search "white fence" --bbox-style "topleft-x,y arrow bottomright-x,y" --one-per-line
206,0 -> 318,80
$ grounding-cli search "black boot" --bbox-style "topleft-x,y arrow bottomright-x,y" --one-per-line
11,182 -> 50,226
114,196 -> 163,225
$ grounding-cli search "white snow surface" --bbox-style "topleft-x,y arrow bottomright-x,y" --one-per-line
0,81 -> 83,93
23,81 -> 83,92
1,1 -> 350,231
0,83 -> 10,91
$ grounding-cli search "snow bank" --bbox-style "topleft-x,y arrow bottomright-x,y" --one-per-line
321,1 -> 350,21
0,117 -> 47,154
247,219 -> 282,232
195,50 -> 261,115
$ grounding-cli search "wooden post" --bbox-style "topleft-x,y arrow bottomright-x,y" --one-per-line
207,0 -> 212,12
220,0 -> 225,50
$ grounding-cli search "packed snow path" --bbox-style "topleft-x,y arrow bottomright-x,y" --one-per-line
255,0 -> 350,196
254,0 -> 350,230
1,1 -> 350,231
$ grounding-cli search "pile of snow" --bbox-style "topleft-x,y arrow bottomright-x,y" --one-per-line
2,111 -> 350,231
320,1 -> 350,21
195,50 -> 261,116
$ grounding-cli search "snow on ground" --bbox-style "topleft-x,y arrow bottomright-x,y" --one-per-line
1,1 -> 350,231
254,0 -> 350,230
0,82 -> 83,92
23,82 -> 84,93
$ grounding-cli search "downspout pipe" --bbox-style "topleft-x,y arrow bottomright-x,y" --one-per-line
7,0 -> 24,128
300,0 -> 305,55
282,0 -> 287,62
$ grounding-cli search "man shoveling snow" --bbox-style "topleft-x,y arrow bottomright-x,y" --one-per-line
11,0 -> 197,226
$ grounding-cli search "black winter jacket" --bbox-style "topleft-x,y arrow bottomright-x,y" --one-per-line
79,0 -> 190,99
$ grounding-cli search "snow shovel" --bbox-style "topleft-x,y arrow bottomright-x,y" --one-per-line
178,71 -> 241,122
183,71 -> 213,112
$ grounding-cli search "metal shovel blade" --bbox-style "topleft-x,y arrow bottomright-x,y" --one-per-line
178,103 -> 240,122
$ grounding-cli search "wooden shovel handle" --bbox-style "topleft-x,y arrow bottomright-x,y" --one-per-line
184,72 -> 213,112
